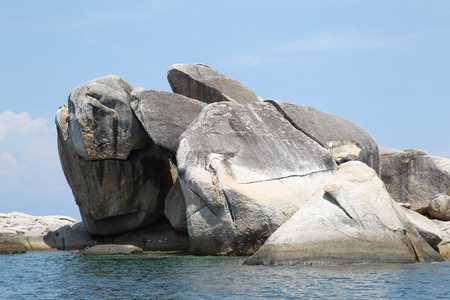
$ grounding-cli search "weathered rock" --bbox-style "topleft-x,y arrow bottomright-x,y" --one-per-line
167,63 -> 259,104
401,207 -> 442,251
0,236 -> 27,254
130,89 -> 206,159
379,147 -> 450,213
164,179 -> 188,232
80,244 -> 143,255
431,219 -> 450,258
66,75 -> 148,161
106,218 -> 190,252
178,101 -> 337,255
0,212 -> 96,251
266,100 -> 380,173
244,161 -> 444,266
428,194 -> 450,221
57,103 -> 174,236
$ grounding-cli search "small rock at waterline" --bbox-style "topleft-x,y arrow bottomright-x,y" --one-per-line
80,244 -> 143,255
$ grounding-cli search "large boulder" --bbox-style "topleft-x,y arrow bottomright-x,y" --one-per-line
428,194 -> 450,221
167,63 -> 259,104
56,78 -> 175,236
66,75 -> 148,161
178,101 -> 337,255
379,147 -> 450,213
130,89 -> 206,159
401,207 -> 443,251
0,212 -> 97,251
266,100 -> 380,173
244,161 -> 444,266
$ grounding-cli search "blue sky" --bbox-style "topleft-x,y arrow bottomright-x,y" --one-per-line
1,0 -> 449,219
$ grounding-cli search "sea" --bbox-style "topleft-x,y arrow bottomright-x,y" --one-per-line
0,251 -> 449,299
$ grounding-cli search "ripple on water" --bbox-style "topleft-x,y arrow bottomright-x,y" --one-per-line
0,252 -> 449,299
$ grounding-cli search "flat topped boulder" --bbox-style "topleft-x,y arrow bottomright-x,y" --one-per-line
80,244 -> 143,255
130,89 -> 206,158
266,100 -> 380,173
167,63 -> 259,104
244,161 -> 444,266
178,101 -> 337,255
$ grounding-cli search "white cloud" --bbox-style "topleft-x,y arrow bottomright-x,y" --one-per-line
0,111 -> 75,217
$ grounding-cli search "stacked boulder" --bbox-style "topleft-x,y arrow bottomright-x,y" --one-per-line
56,63 -> 447,263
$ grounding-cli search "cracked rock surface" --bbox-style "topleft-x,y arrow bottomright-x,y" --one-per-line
177,101 -> 337,255
244,161 -> 444,266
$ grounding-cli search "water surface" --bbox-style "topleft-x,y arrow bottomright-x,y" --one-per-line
0,252 -> 448,299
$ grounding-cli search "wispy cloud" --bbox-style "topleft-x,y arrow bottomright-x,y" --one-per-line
0,111 -> 74,216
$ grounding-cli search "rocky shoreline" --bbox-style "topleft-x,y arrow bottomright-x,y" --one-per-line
2,63 -> 449,264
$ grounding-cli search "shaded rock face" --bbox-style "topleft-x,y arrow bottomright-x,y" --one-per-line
267,100 -> 380,174
56,77 -> 175,236
167,63 -> 259,104
379,148 -> 450,213
178,101 -> 337,255
244,162 -> 444,266
67,75 -> 148,161
428,194 -> 450,221
130,89 -> 206,159
164,179 -> 188,232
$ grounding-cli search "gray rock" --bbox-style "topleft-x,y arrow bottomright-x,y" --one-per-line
431,219 -> 450,259
244,161 -> 444,266
107,218 -> 190,252
379,148 -> 450,213
0,212 -> 95,251
164,179 -> 188,232
0,236 -> 27,254
428,194 -> 450,221
178,101 -> 337,255
401,207 -> 442,251
65,75 -> 149,161
57,104 -> 174,236
167,63 -> 259,104
266,100 -> 380,173
130,89 -> 206,158
80,244 -> 143,255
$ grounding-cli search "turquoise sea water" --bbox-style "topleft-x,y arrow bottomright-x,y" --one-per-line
0,252 -> 449,299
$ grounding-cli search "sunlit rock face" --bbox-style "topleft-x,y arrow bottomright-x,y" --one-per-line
244,162 -> 444,266
177,101 -> 337,256
56,76 -> 174,236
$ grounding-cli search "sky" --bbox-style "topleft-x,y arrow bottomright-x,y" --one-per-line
0,0 -> 449,219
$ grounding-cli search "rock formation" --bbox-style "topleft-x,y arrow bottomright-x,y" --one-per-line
56,76 -> 175,236
49,63 -> 448,264
80,244 -> 143,255
379,147 -> 450,213
244,162 -> 444,265
178,101 -> 337,255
